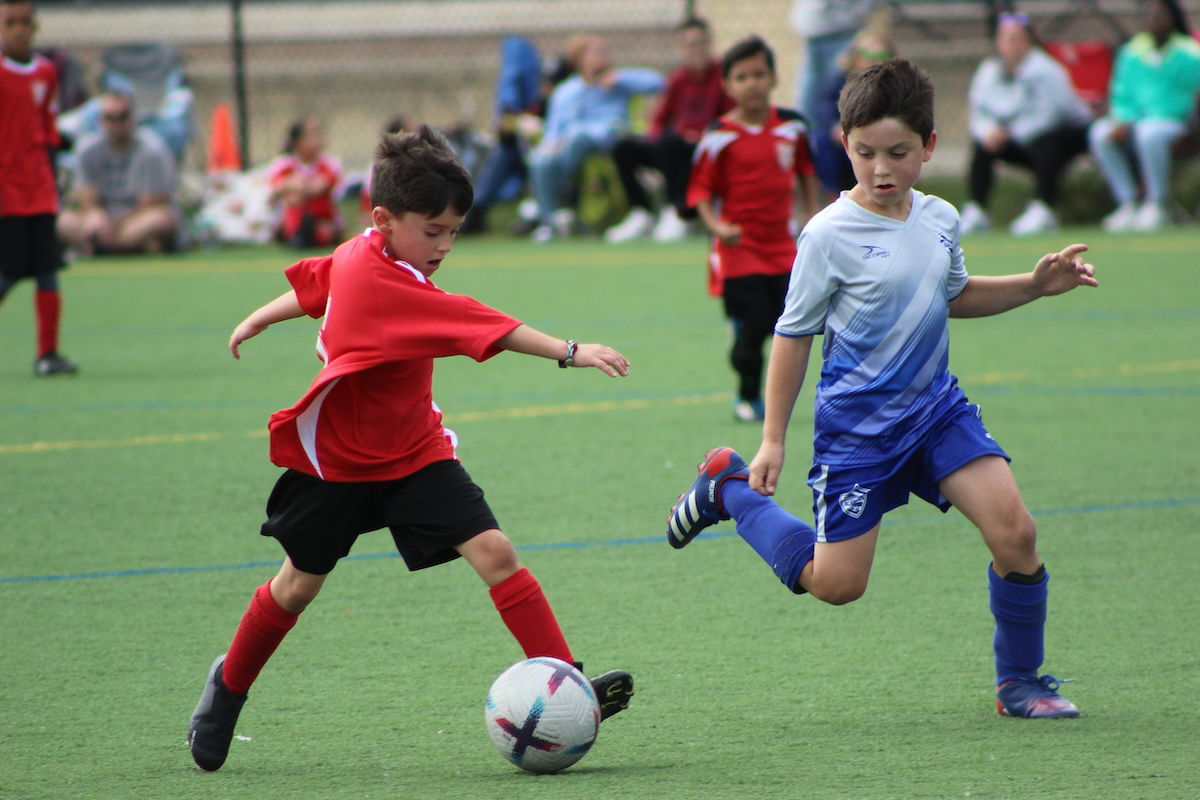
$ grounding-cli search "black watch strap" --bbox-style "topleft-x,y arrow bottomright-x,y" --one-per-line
558,339 -> 577,368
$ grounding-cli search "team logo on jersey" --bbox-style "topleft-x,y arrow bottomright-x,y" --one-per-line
32,80 -> 48,106
838,483 -> 871,519
861,245 -> 890,260
776,142 -> 794,171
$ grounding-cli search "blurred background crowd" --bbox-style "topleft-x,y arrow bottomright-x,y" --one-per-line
12,0 -> 1200,252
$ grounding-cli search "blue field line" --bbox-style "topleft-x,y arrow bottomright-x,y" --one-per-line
2,496 -> 1197,587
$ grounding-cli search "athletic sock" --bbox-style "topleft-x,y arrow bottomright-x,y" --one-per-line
988,563 -> 1048,684
489,567 -> 573,663
34,289 -> 61,358
722,479 -> 817,593
222,580 -> 300,695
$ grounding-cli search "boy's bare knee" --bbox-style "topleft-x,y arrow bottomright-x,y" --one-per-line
458,529 -> 521,583
996,511 -> 1038,554
271,564 -> 325,612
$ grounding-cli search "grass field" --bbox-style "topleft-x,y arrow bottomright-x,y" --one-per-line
2,228 -> 1198,800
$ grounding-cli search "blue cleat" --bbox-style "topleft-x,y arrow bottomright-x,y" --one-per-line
666,447 -> 749,549
996,675 -> 1079,718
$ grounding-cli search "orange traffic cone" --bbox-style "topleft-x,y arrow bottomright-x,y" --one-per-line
207,102 -> 242,173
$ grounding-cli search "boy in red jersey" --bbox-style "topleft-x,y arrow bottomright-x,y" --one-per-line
688,36 -> 818,422
0,0 -> 77,376
188,126 -> 634,772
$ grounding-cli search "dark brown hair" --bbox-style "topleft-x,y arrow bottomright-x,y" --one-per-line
721,35 -> 775,78
369,124 -> 473,217
838,58 -> 934,144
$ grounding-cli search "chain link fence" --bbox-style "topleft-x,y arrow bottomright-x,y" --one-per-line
34,1 -> 1186,185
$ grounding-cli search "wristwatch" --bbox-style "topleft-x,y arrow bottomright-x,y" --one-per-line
558,339 -> 577,368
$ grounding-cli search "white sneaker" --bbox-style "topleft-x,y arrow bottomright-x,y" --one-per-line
531,224 -> 555,243
652,207 -> 689,242
604,207 -> 654,243
1102,201 -> 1139,232
551,208 -> 576,238
959,201 -> 991,235
1132,201 -> 1169,232
1009,200 -> 1058,237
517,197 -> 539,222
732,398 -> 764,423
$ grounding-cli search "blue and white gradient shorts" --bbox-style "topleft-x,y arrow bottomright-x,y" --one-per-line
807,400 -> 1008,543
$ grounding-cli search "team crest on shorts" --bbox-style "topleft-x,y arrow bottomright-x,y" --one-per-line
838,483 -> 871,518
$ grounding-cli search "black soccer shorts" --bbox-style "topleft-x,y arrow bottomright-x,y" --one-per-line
0,214 -> 63,282
259,460 -> 499,575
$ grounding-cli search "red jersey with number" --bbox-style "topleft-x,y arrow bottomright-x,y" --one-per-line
268,228 -> 522,482
0,54 -> 60,216
687,107 -> 814,295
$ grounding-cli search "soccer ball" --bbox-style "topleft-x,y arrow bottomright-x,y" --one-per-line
484,657 -> 600,773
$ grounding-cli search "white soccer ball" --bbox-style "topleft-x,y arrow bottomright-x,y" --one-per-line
484,657 -> 600,773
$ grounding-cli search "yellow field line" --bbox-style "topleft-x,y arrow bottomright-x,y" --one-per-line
1,431 -> 234,454
2,359 -> 1197,456
0,391 -> 730,455
67,246 -> 706,278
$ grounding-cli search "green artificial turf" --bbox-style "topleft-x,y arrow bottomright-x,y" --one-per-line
2,229 -> 1197,799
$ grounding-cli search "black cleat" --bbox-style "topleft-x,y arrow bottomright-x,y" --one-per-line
33,352 -> 78,377
590,670 -> 634,721
188,654 -> 248,771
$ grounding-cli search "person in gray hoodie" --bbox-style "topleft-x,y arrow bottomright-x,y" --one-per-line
959,12 -> 1092,236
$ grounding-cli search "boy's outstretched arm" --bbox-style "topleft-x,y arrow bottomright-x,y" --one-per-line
496,324 -> 630,377
229,290 -> 305,359
749,334 -> 814,496
949,242 -> 1097,319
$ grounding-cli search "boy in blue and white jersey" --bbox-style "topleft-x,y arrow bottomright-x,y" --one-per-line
666,59 -> 1098,719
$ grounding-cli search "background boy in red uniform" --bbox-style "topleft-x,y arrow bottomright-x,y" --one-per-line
688,36 -> 818,422
0,0 -> 77,376
188,126 -> 634,772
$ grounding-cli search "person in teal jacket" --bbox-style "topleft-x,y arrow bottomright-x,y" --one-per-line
1089,0 -> 1200,232
528,33 -> 664,242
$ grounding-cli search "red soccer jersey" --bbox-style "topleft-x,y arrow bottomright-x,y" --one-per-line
268,229 -> 522,482
687,107 -> 814,295
0,54 -> 60,216
266,152 -> 343,222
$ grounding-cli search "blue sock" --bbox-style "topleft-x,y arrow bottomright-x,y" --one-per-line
722,479 -> 816,593
988,564 -> 1048,684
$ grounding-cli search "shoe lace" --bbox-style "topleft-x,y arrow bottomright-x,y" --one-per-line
1034,674 -> 1072,692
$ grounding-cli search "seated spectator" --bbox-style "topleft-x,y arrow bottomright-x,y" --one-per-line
528,33 -> 665,242
960,12 -> 1093,236
267,115 -> 344,248
57,90 -> 181,255
808,22 -> 894,202
605,16 -> 732,243
1089,0 -> 1200,232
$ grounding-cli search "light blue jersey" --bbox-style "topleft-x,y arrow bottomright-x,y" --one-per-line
775,190 -> 969,465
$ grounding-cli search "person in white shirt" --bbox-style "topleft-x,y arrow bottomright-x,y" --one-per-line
789,0 -> 880,128
960,12 -> 1092,236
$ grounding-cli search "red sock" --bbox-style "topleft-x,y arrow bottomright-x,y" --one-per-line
34,289 -> 60,358
222,581 -> 300,695
489,567 -> 573,663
